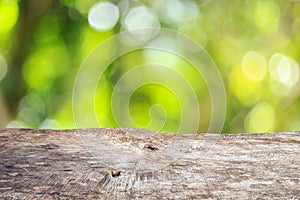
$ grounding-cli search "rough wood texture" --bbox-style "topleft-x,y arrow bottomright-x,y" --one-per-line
0,128 -> 299,199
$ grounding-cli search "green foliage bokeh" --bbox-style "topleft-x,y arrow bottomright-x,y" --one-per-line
0,0 -> 300,133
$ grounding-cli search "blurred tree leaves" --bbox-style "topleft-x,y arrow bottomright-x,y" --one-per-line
0,0 -> 299,133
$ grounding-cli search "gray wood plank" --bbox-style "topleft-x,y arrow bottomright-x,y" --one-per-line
0,128 -> 299,199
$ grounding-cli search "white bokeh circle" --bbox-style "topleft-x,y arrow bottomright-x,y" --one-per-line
88,1 -> 120,32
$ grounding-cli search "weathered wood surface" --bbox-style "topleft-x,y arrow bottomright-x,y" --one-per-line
0,128 -> 299,199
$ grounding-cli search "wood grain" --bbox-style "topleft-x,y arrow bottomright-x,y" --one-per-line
0,128 -> 299,199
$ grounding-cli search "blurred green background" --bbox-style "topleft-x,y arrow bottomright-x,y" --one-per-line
0,0 -> 300,133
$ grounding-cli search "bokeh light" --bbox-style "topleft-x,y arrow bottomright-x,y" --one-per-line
241,51 -> 267,82
229,65 -> 262,106
255,0 -> 280,32
268,53 -> 299,87
0,0 -> 19,34
245,102 -> 276,133
88,1 -> 119,32
121,5 -> 160,44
